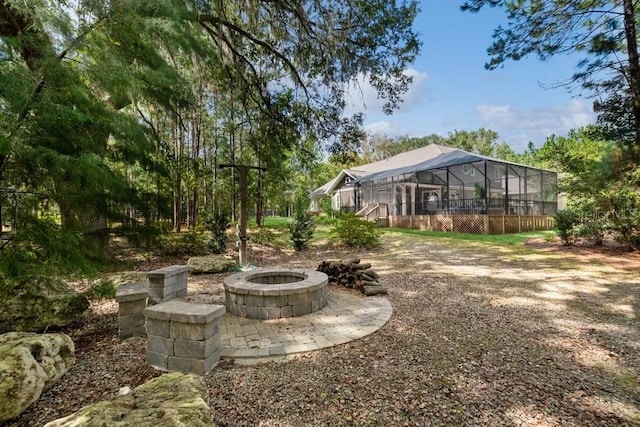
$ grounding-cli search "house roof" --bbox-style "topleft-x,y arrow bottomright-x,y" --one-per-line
311,143 -> 555,197
311,144 -> 455,197
345,143 -> 456,177
351,149 -> 486,184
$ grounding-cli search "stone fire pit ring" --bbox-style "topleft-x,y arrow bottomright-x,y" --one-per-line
223,268 -> 328,320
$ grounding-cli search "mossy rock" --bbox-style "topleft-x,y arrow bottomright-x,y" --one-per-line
187,255 -> 236,274
44,372 -> 212,426
0,276 -> 89,333
0,332 -> 75,423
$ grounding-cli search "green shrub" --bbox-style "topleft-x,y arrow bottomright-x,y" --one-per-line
0,215 -> 100,278
204,209 -> 231,254
604,186 -> 640,250
331,213 -> 381,248
181,228 -> 205,252
612,214 -> 640,250
577,218 -> 607,246
84,279 -> 117,300
289,195 -> 315,251
250,227 -> 277,245
160,228 -> 206,255
320,198 -> 336,216
314,213 -> 337,226
554,209 -> 580,245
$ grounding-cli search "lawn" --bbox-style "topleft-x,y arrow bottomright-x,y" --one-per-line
251,216 -> 553,250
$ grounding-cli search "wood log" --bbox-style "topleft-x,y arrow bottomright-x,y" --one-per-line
351,262 -> 371,271
363,285 -> 387,296
363,269 -> 379,280
360,273 -> 377,283
319,259 -> 383,292
361,280 -> 379,287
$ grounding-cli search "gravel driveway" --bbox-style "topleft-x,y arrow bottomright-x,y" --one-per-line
10,232 -> 640,426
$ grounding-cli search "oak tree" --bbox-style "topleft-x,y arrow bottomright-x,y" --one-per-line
462,0 -> 640,162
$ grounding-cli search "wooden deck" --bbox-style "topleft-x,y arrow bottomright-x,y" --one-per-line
386,214 -> 554,235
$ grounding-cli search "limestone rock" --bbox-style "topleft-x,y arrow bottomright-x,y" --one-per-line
107,271 -> 149,287
0,332 -> 75,423
44,372 -> 213,427
0,276 -> 89,333
188,255 -> 236,274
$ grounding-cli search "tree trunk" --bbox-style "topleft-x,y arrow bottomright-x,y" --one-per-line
256,169 -> 263,226
192,114 -> 201,227
623,0 -> 640,161
173,112 -> 182,232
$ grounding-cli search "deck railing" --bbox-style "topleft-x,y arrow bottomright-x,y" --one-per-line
387,214 -> 554,234
378,198 -> 557,216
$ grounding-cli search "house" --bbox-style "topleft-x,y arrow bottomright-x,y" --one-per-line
311,143 -> 557,234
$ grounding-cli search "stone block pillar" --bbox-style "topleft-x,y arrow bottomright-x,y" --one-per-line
115,281 -> 149,339
146,265 -> 189,305
144,300 -> 225,376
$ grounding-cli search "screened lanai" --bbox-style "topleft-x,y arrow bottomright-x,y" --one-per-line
340,150 -> 557,217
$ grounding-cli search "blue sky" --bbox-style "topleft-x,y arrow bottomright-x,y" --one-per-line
344,1 -> 595,153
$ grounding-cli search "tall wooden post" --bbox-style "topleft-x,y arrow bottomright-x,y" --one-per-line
218,164 -> 266,267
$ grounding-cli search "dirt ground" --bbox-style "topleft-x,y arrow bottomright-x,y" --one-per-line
7,233 -> 640,426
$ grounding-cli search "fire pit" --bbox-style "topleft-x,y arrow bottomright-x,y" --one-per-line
223,268 -> 328,320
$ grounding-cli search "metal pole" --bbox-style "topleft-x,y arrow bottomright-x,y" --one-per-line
218,164 -> 266,267
238,166 -> 248,266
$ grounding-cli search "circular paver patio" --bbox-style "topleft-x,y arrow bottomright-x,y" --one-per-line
218,289 -> 392,361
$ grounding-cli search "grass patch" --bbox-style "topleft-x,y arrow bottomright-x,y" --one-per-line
312,224 -> 332,243
612,370 -> 640,393
250,217 -> 291,229
249,217 -> 555,249
248,217 -> 333,249
384,228 -> 555,247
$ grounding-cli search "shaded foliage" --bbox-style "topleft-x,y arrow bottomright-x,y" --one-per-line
462,0 -> 640,161
0,0 -> 422,274
205,208 -> 230,255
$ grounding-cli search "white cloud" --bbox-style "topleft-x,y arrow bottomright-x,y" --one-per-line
344,68 -> 429,115
475,99 -> 595,151
364,121 -> 392,134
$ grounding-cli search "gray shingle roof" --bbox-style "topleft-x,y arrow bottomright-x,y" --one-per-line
311,144 -> 456,197
311,143 -> 553,196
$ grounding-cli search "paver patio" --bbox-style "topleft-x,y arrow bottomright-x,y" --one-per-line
219,291 -> 392,361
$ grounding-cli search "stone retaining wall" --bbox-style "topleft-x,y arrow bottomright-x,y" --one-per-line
147,265 -> 189,305
115,281 -> 149,339
144,300 -> 225,375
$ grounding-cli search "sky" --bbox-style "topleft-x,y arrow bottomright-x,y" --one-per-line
343,1 -> 596,153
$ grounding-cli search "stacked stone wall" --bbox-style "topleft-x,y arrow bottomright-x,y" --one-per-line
144,300 -> 225,375
115,282 -> 149,339
147,265 -> 189,305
